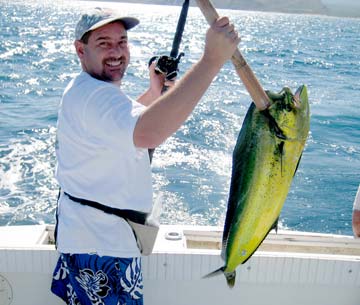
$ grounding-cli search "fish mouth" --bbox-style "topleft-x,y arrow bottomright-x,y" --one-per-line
293,85 -> 306,108
224,271 -> 236,288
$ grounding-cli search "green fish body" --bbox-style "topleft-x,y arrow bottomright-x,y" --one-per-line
209,85 -> 310,287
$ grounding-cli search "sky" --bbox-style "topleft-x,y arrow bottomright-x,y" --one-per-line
322,0 -> 358,5
321,0 -> 360,7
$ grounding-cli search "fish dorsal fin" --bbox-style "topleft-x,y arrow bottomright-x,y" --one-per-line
221,104 -> 257,259
293,153 -> 303,177
272,217 -> 279,233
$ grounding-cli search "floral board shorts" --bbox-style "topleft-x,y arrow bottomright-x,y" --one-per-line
51,253 -> 143,305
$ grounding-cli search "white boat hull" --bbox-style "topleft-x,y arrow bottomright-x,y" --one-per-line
1,224 -> 360,305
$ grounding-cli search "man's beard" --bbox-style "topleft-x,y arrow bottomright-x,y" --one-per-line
92,56 -> 128,83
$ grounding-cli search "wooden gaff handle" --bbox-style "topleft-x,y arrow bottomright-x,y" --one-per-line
196,0 -> 270,110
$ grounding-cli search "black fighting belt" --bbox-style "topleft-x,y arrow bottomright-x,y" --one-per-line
63,192 -> 148,225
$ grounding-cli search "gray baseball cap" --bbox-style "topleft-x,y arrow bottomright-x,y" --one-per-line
75,7 -> 139,41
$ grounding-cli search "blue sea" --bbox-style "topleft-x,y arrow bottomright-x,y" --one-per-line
1,0 -> 359,235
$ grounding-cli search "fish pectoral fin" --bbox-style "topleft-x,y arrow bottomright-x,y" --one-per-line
261,109 -> 286,140
278,141 -> 285,176
202,266 -> 225,279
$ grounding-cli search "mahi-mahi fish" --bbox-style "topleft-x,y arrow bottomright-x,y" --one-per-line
206,85 -> 310,287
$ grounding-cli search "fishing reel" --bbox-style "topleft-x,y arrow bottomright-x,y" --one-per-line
148,52 -> 185,81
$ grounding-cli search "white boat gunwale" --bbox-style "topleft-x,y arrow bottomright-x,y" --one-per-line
1,224 -> 360,305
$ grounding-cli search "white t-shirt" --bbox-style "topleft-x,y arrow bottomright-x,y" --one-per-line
55,71 -> 152,257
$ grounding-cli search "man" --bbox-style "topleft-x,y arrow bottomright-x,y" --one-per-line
51,7 -> 240,305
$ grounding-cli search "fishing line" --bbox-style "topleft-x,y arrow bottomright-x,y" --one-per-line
148,0 -> 189,164
148,0 -> 191,224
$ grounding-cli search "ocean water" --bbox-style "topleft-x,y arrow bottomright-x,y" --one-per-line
1,0 -> 359,235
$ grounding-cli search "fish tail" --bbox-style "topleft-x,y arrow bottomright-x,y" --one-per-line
203,267 -> 236,288
202,266 -> 225,279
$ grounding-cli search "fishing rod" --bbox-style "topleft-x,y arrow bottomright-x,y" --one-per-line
149,0 -> 190,92
148,0 -> 190,163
